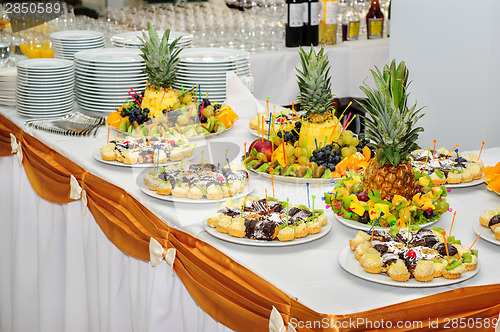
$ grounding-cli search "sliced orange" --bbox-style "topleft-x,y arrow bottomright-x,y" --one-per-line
106,111 -> 123,127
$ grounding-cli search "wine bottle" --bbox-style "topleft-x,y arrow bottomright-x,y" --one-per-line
366,0 -> 384,39
341,0 -> 360,41
318,0 -> 338,45
303,0 -> 320,46
286,0 -> 304,47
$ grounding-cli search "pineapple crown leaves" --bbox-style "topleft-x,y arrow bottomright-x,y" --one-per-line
359,60 -> 425,167
138,23 -> 183,90
296,46 -> 334,116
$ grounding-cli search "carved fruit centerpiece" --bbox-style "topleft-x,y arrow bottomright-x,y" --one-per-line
296,46 -> 341,152
359,60 -> 425,201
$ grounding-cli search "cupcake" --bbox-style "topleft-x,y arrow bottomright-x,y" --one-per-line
466,163 -> 482,180
317,213 -> 328,226
101,145 -> 116,161
277,225 -> 295,241
430,169 -> 446,186
442,258 -> 465,279
187,186 -> 204,199
216,214 -> 232,234
349,231 -> 371,250
306,219 -> 322,234
467,153 -> 484,171
355,242 -> 370,262
172,183 -> 189,198
207,212 -> 223,228
362,249 -> 383,274
447,169 -> 462,184
479,210 -> 496,227
489,215 -> 500,232
461,169 -> 473,182
494,227 -> 500,241
413,260 -> 435,282
206,184 -> 224,200
432,259 -> 445,278
386,259 -> 411,282
461,252 -> 478,271
228,220 -> 246,238
293,222 -> 308,238
156,181 -> 172,196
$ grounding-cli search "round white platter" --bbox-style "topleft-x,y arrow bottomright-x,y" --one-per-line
333,212 -> 443,231
472,222 -> 500,246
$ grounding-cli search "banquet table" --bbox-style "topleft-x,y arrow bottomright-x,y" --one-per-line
1,103 -> 500,332
249,39 -> 390,106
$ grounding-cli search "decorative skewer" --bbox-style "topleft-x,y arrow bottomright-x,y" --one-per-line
478,141 -> 486,160
455,149 -> 464,172
441,231 -> 451,262
306,182 -> 310,208
449,211 -> 457,235
433,139 -> 437,159
469,234 -> 481,250
265,188 -> 269,215
369,212 -> 384,248
445,144 -> 460,156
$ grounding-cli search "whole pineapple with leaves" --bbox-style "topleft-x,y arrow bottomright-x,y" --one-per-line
296,46 -> 341,151
138,23 -> 192,117
359,60 -> 424,201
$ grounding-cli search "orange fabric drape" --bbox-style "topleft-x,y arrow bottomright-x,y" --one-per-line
1,113 -> 499,332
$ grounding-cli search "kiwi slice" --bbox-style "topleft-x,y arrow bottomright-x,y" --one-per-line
445,259 -> 462,271
471,249 -> 479,257
461,252 -> 472,264
297,204 -> 309,211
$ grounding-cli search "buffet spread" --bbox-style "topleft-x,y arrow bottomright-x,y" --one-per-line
2,26 -> 500,331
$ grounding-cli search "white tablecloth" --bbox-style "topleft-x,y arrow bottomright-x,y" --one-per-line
250,39 -> 390,105
1,104 -> 499,331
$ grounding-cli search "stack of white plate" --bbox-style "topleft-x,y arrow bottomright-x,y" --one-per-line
74,48 -> 147,112
111,30 -> 192,49
172,48 -> 251,103
0,67 -> 17,106
50,30 -> 105,60
16,58 -> 74,118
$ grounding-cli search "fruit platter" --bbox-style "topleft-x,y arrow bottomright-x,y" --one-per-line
105,25 -> 238,140
324,170 -> 450,231
339,225 -> 480,287
204,195 -> 331,246
411,148 -> 484,188
483,161 -> 500,195
248,107 -> 299,137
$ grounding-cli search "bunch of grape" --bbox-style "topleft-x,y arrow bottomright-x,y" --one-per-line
309,131 -> 373,171
277,121 -> 301,144
122,106 -> 151,125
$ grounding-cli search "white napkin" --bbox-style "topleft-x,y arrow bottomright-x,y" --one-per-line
69,175 -> 82,200
224,71 -> 264,118
149,237 -> 176,274
269,307 -> 286,332
10,133 -> 22,165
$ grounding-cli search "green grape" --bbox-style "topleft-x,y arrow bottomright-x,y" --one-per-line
285,145 -> 295,157
299,156 -> 309,165
257,153 -> 268,162
351,137 -> 359,146
349,145 -> 357,155
341,147 -> 351,158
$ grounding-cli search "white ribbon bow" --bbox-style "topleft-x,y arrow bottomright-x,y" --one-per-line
149,237 -> 176,274
269,307 -> 296,332
70,175 -> 87,213
10,133 -> 22,165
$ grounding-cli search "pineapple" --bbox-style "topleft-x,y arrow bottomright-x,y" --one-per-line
359,60 -> 425,201
138,23 -> 189,117
296,46 -> 341,151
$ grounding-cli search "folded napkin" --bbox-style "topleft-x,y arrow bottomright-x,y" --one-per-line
224,71 -> 264,118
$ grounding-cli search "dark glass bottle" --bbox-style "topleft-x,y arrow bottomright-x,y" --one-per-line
302,0 -> 319,46
286,0 -> 304,47
366,0 -> 384,39
387,0 -> 391,37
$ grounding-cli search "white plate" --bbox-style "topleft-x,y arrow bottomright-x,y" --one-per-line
76,100 -> 121,110
204,217 -> 331,246
138,176 -> 254,204
338,246 -> 479,288
75,81 -> 146,91
246,166 -> 338,185
16,85 -> 74,94
180,48 -> 248,63
75,86 -> 137,97
93,148 -> 196,168
473,222 -> 500,246
18,111 -> 71,118
75,66 -> 144,75
75,71 -> 147,79
50,30 -> 104,40
18,109 -> 72,116
445,178 -> 485,189
75,77 -> 146,85
17,58 -> 74,70
334,212 -> 443,231
75,48 -> 143,64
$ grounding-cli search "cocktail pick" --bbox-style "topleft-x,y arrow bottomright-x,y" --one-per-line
406,216 -> 412,249
226,158 -> 235,180
258,115 -> 261,140
128,91 -> 141,106
266,97 -> 270,117
303,142 -> 310,158
267,113 -> 272,140
441,230 -> 451,262
199,101 -> 205,124
291,102 -> 302,125
312,195 -> 316,212
282,142 -> 287,165
433,139 -> 437,159
265,188 -> 269,215
181,83 -> 184,94
455,149 -> 464,172
200,150 -> 204,165
449,211 -> 457,235
224,149 -> 228,167
239,195 -> 248,222
179,86 -> 196,97
198,84 -> 201,104
342,114 -> 357,133
306,182 -> 310,208
341,112 -> 352,133
286,198 -> 289,223
445,144 -> 460,156
369,212 -> 385,248
478,141 -> 485,160
323,136 -> 328,148
314,138 -> 319,151
156,146 -> 160,172
424,147 -> 431,168
106,123 -> 110,143
261,115 -> 265,143
469,234 -> 481,250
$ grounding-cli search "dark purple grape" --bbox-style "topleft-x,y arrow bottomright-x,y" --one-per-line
359,211 -> 370,224
423,210 -> 433,219
357,191 -> 369,202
